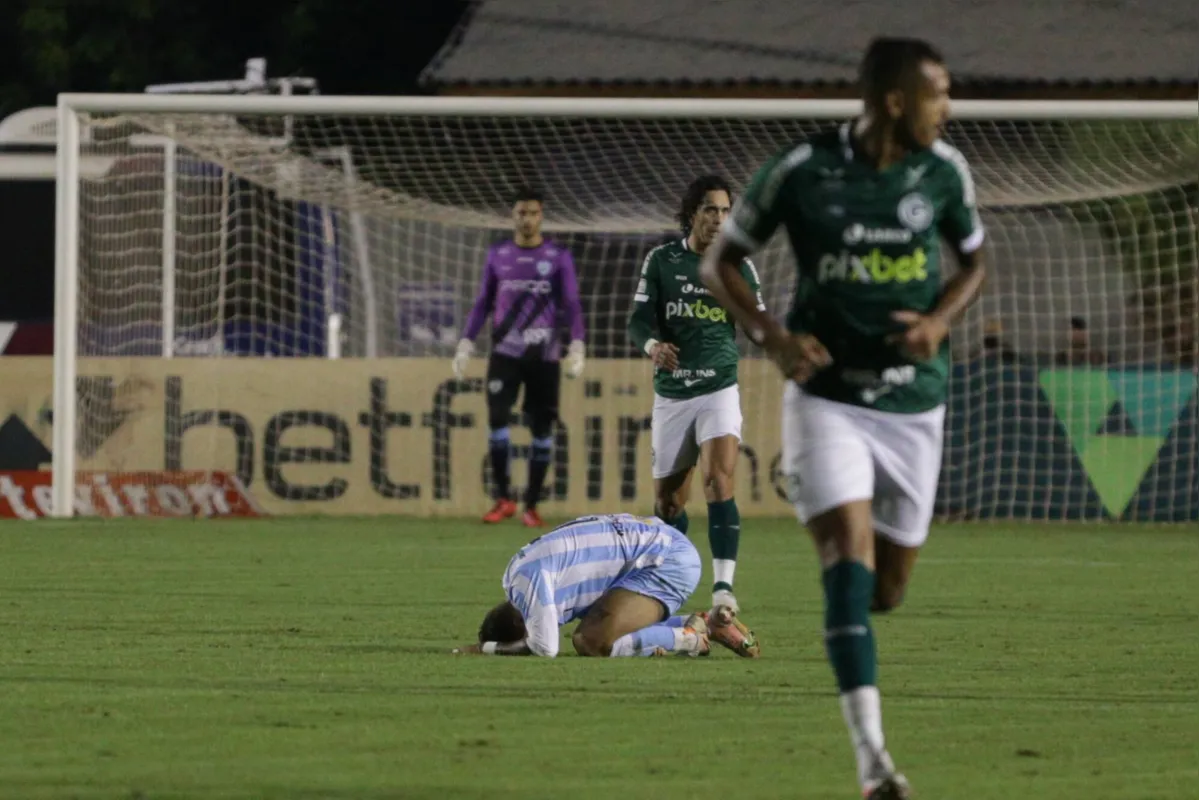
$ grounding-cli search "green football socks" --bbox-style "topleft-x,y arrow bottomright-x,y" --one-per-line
823,560 -> 878,692
708,498 -> 740,592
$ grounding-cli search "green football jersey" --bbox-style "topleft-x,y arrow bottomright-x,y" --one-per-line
725,122 -> 985,413
628,238 -> 765,399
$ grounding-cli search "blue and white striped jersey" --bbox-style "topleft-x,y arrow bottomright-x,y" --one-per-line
501,514 -> 685,657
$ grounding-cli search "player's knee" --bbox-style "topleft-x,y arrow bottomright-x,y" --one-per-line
703,469 -> 735,503
654,493 -> 685,522
571,627 -> 610,657
529,412 -> 555,441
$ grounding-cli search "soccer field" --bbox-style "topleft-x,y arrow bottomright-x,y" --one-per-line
1,518 -> 1195,799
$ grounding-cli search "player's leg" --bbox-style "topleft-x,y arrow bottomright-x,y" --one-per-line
578,531 -> 707,657
867,404 -> 946,612
519,359 -> 561,527
651,393 -> 701,534
807,502 -> 899,793
872,539 -> 920,612
653,468 -> 694,535
483,355 -> 522,522
699,435 -> 741,607
572,589 -> 706,657
696,385 -> 744,610
782,384 -> 899,796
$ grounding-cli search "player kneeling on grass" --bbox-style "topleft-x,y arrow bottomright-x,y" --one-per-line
453,513 -> 759,658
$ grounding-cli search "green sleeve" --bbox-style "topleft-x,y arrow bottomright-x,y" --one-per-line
935,144 -> 985,256
724,143 -> 811,252
739,258 -> 767,312
627,248 -> 661,354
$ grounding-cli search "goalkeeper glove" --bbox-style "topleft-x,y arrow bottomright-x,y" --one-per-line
451,339 -> 474,378
564,340 -> 586,379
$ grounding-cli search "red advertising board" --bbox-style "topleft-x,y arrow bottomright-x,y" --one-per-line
0,470 -> 265,519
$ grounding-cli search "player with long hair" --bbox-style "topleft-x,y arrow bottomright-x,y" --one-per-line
627,175 -> 765,618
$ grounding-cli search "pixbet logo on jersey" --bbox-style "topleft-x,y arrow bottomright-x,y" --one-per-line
817,248 -> 929,285
499,279 -> 552,294
664,298 -> 728,323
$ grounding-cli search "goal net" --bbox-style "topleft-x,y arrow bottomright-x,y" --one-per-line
49,96 -> 1197,521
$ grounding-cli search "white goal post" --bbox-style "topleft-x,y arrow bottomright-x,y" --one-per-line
50,94 -> 1197,521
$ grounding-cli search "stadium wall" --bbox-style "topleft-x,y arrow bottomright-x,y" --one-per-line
0,358 -> 1194,521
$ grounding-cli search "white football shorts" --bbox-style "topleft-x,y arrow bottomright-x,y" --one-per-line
780,382 -> 945,548
651,384 -> 743,479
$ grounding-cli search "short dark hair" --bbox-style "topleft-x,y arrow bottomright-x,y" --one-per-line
859,37 -> 945,113
478,601 -> 526,644
511,185 -> 543,206
678,174 -> 733,235
1070,316 -> 1088,331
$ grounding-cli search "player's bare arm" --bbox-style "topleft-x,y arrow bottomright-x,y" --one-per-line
698,237 -> 777,348
700,239 -> 832,384
627,244 -> 679,370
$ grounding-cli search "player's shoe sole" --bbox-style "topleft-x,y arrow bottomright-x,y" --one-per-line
865,775 -> 912,800
706,605 -> 761,658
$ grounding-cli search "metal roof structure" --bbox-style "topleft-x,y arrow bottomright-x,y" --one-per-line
422,0 -> 1198,88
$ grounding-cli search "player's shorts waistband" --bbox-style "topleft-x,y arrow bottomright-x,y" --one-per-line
785,383 -> 945,422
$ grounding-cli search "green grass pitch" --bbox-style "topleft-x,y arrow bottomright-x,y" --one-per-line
1,517 -> 1196,799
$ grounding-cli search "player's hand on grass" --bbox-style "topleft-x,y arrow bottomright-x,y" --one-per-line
451,339 -> 474,379
887,311 -> 950,361
769,332 -> 832,385
649,342 -> 680,371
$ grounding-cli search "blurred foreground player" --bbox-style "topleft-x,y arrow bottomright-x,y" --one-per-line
699,38 -> 987,800
453,513 -> 759,659
453,187 -> 586,527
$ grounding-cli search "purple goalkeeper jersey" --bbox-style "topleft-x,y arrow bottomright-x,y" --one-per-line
461,238 -> 586,361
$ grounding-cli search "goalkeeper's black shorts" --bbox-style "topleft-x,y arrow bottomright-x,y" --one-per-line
485,353 -> 560,431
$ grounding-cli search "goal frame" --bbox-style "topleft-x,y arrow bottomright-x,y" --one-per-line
51,93 -> 1195,518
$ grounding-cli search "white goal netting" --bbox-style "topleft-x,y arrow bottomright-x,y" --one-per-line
57,99 -> 1198,521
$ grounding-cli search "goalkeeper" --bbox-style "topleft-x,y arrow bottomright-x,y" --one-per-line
626,175 -> 765,614
453,187 -> 586,528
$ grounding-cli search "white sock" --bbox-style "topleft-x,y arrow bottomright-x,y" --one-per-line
609,635 -> 635,657
609,624 -> 681,657
840,686 -> 886,788
712,559 -> 736,589
673,626 -> 701,653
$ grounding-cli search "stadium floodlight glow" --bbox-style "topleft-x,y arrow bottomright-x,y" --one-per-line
52,94 -> 1196,519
